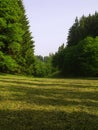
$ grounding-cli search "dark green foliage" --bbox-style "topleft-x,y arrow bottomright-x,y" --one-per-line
0,0 -> 35,75
18,0 -> 35,75
53,36 -> 98,77
67,12 -> 98,47
63,37 -> 98,76
52,44 -> 65,70
67,17 -> 80,46
52,12 -> 98,77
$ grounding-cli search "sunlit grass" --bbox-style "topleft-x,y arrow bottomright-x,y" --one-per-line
0,74 -> 98,129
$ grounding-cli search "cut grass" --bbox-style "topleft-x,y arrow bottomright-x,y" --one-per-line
0,74 -> 98,130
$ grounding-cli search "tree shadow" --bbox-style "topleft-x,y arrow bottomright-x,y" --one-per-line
0,77 -> 98,129
0,78 -> 97,88
0,109 -> 98,130
0,81 -> 98,110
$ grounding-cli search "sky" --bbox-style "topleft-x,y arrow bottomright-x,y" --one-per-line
23,0 -> 98,56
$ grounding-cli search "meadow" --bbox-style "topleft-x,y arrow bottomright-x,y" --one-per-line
0,74 -> 98,130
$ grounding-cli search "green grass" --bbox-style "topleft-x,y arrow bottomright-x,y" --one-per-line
0,74 -> 98,130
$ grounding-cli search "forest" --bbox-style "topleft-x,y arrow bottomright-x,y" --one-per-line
0,1 -> 98,130
0,0 -> 98,77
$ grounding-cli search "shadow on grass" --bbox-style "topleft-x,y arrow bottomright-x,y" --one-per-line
0,77 -> 98,129
0,78 -> 97,88
0,109 -> 98,130
0,82 -> 98,109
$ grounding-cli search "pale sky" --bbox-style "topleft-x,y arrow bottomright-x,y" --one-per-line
23,0 -> 98,56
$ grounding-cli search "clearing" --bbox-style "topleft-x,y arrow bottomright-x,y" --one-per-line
0,75 -> 98,130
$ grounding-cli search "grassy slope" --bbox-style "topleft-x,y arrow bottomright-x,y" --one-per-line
0,74 -> 98,130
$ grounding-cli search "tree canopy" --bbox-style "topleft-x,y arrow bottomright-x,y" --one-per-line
67,12 -> 98,47
0,0 -> 35,74
52,12 -> 98,77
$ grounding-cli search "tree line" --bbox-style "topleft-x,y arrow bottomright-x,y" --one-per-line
52,12 -> 98,77
0,0 -> 98,77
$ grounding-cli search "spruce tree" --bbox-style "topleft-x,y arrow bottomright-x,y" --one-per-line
18,0 -> 35,75
0,0 -> 23,72
67,12 -> 98,47
0,0 -> 35,74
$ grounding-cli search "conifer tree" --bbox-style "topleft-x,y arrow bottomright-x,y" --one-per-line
17,0 -> 35,74
53,12 -> 98,77
67,12 -> 98,47
0,0 -> 23,72
0,0 -> 35,74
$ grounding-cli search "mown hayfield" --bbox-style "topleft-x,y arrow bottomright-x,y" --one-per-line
0,74 -> 98,130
